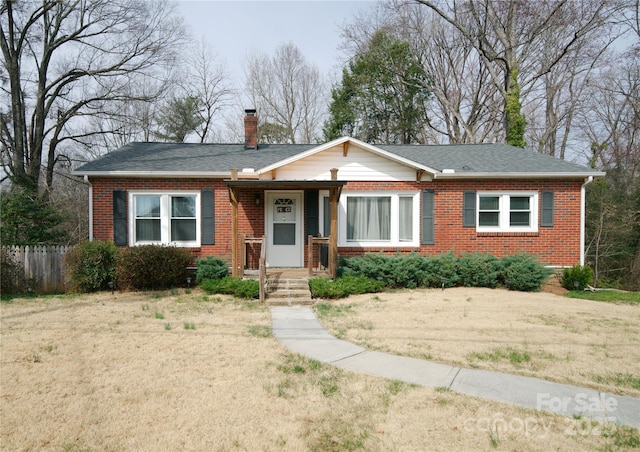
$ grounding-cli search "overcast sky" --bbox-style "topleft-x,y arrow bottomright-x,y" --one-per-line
176,0 -> 375,85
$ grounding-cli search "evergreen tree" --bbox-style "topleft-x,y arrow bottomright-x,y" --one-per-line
155,96 -> 203,142
0,189 -> 66,245
324,31 -> 432,144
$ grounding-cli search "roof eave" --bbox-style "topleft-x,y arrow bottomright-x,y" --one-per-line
72,170 -> 230,178
434,171 -> 606,179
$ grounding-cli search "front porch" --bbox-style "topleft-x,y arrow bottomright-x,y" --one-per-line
226,174 -> 346,282
238,235 -> 330,303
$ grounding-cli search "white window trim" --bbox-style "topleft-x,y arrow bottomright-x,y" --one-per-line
128,191 -> 201,247
325,191 -> 420,247
476,191 -> 538,233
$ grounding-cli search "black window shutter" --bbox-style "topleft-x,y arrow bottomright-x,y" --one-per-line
304,189 -> 319,238
113,190 -> 127,246
463,191 -> 476,227
541,191 -> 554,227
201,188 -> 215,245
421,189 -> 435,245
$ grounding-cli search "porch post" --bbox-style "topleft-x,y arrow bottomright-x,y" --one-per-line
329,168 -> 340,279
229,172 -> 239,277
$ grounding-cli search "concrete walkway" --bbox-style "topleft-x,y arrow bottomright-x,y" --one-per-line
270,306 -> 640,430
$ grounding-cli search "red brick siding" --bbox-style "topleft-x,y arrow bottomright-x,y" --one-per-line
90,178 -> 233,262
340,179 -> 582,267
89,177 -> 583,267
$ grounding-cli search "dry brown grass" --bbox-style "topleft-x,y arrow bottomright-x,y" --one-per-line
1,289 -> 638,451
317,287 -> 640,399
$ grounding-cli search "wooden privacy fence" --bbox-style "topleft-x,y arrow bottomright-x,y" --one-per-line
2,245 -> 71,294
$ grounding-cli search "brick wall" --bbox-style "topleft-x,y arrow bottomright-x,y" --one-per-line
90,178 -> 233,262
340,179 -> 583,267
89,177 -> 583,268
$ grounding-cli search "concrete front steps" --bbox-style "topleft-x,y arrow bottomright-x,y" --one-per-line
266,276 -> 314,306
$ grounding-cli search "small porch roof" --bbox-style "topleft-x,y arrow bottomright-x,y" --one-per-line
225,180 -> 347,189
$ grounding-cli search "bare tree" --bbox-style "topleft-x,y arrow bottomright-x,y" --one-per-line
0,0 -> 186,192
580,35 -> 639,287
414,0 -> 622,149
388,4 -> 503,144
581,53 -> 639,186
184,40 -> 233,143
244,43 -> 326,144
79,81 -> 164,159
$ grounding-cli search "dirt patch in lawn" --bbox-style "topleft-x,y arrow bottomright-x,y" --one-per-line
1,289 -> 638,451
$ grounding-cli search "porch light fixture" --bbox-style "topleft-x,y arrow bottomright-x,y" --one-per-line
255,193 -> 261,205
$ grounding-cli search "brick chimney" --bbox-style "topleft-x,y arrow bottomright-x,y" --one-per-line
244,109 -> 258,149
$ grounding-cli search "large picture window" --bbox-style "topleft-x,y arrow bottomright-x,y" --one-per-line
130,192 -> 200,246
347,196 -> 391,241
325,191 -> 419,247
477,192 -> 538,232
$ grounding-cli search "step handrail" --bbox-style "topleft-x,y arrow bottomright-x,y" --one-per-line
258,237 -> 266,302
308,235 -> 330,276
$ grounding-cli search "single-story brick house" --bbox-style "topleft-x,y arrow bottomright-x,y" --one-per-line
74,110 -> 604,277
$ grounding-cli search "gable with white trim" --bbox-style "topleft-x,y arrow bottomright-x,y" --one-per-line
261,141 -> 427,181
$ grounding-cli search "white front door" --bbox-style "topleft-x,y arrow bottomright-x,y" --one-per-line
265,191 -> 303,267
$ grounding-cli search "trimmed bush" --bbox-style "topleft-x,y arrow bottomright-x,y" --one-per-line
200,277 -> 259,299
341,252 -> 461,289
340,251 -> 551,292
116,245 -> 193,291
341,254 -> 395,286
457,252 -> 501,288
195,256 -> 229,284
499,253 -> 552,292
309,275 -> 385,299
388,254 -> 428,288
64,241 -> 118,292
560,264 -> 594,290
308,277 -> 348,299
342,253 -> 430,288
419,252 -> 459,288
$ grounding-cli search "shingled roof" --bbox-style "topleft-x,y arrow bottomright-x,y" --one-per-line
74,139 -> 603,179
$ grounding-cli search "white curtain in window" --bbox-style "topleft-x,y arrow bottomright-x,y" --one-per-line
347,197 -> 390,241
399,197 -> 413,241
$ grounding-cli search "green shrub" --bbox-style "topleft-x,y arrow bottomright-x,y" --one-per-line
340,251 -> 552,292
419,252 -> 460,288
200,277 -> 259,299
560,264 -> 594,290
387,254 -> 428,288
309,277 -> 348,299
1,247 -> 25,295
195,256 -> 229,284
116,245 -> 193,291
341,254 -> 395,286
342,253 -> 431,288
309,274 -> 384,299
499,253 -> 552,292
457,252 -> 501,288
338,274 -> 385,294
64,241 -> 118,292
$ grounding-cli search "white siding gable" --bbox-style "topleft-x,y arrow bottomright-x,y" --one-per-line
271,144 -> 418,181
